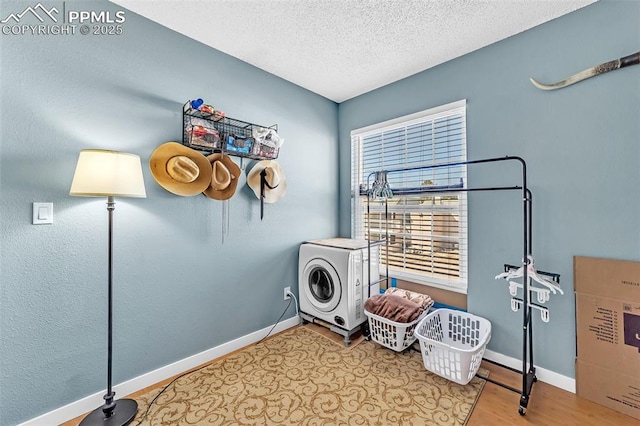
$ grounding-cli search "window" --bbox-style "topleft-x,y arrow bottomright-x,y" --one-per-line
351,100 -> 467,293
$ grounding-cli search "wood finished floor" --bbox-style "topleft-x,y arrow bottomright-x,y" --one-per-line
64,325 -> 639,425
468,361 -> 639,426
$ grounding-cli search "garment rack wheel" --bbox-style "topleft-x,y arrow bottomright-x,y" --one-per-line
519,395 -> 529,416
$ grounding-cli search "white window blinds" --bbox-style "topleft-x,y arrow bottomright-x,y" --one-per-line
351,100 -> 468,293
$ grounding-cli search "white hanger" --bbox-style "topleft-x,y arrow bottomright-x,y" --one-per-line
496,255 -> 563,295
526,258 -> 563,295
536,304 -> 550,322
509,281 -> 550,303
510,297 -> 550,322
495,267 -> 524,281
511,298 -> 522,312
495,257 -> 527,281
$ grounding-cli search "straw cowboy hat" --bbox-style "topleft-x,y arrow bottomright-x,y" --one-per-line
203,153 -> 241,200
246,160 -> 287,204
149,142 -> 212,196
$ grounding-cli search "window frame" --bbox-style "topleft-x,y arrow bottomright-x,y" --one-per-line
350,99 -> 468,294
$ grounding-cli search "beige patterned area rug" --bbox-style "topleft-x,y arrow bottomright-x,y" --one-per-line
131,326 -> 486,425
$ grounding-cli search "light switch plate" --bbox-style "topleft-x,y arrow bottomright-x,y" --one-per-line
32,202 -> 53,225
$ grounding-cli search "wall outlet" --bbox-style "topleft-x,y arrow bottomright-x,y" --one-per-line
284,286 -> 291,301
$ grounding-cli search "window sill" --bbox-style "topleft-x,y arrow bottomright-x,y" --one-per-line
382,270 -> 468,295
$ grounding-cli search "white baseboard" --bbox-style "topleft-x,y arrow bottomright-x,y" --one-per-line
483,349 -> 575,393
19,316 -> 300,426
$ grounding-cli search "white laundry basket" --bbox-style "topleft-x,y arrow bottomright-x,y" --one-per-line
364,309 -> 426,352
415,308 -> 491,385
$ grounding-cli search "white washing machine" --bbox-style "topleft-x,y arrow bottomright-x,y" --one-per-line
298,238 -> 380,335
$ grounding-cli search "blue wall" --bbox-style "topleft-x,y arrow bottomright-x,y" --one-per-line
339,0 -> 639,379
0,1 -> 338,424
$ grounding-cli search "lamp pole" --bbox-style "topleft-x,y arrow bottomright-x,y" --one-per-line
104,196 -> 116,417
79,196 -> 137,425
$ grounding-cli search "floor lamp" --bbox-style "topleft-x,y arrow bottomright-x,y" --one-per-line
70,149 -> 146,426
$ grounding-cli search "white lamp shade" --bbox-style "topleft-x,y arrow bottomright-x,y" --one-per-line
70,149 -> 147,197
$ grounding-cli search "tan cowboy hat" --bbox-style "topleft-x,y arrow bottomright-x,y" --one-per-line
149,142 -> 212,196
203,153 -> 241,200
246,160 -> 287,203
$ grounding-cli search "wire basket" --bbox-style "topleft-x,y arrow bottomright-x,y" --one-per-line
364,309 -> 427,352
415,308 -> 491,385
184,116 -> 223,151
182,102 -> 280,160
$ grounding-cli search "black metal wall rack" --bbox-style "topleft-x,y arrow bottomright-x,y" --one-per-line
182,101 -> 280,161
363,155 -> 551,416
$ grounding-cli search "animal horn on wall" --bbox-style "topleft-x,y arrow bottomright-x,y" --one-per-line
530,51 -> 640,90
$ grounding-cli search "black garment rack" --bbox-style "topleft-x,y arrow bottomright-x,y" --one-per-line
363,155 -> 544,416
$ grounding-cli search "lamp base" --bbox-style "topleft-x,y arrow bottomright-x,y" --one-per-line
79,398 -> 138,426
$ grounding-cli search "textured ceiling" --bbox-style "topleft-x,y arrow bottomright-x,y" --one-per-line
110,0 -> 597,102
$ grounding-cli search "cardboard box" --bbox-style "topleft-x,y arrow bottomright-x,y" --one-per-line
575,293 -> 640,374
575,256 -> 640,418
575,256 -> 640,374
574,256 -> 640,301
576,360 -> 640,420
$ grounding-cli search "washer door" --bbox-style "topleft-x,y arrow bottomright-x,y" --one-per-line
302,258 -> 341,313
